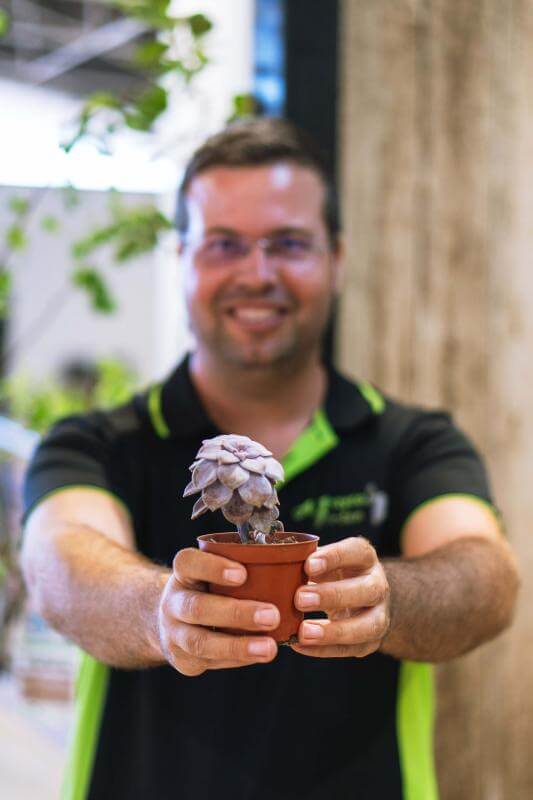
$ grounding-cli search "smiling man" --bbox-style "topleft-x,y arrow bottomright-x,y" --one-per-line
21,119 -> 519,800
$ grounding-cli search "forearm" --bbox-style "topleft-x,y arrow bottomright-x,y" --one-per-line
380,536 -> 520,662
22,524 -> 170,668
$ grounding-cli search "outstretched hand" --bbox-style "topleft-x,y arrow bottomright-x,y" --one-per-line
158,548 -> 279,676
291,536 -> 391,658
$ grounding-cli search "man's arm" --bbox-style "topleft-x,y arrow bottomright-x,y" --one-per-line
21,487 -> 280,673
291,497 -> 520,662
21,488 -> 169,667
381,497 -> 519,661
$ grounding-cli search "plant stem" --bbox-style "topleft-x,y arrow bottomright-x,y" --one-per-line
237,522 -> 250,544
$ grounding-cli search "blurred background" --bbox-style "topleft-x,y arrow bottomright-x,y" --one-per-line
0,1 -> 531,798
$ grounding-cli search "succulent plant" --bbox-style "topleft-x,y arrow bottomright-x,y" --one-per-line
183,434 -> 285,543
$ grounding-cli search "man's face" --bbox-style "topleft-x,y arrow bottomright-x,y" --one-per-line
179,162 -> 342,370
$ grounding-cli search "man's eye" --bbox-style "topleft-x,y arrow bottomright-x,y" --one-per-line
205,237 -> 240,255
272,237 -> 311,255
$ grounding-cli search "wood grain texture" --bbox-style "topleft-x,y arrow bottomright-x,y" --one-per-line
339,1 -> 533,797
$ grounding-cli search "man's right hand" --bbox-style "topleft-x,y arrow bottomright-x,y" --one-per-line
157,548 -> 279,676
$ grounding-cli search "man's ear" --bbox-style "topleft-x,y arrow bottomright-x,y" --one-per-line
330,235 -> 345,294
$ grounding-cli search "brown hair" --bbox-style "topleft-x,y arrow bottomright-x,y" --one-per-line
175,117 -> 339,245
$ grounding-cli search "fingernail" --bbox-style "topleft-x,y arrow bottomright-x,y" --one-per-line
298,592 -> 320,608
254,608 -> 278,627
308,557 -> 326,575
223,568 -> 245,584
248,639 -> 272,657
302,623 -> 324,639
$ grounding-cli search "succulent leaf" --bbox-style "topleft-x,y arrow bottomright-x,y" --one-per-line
221,492 -> 254,524
249,505 -> 279,533
196,444 -> 225,459
192,460 -> 218,490
217,450 -> 240,464
240,456 -> 266,474
263,487 -> 279,509
183,479 -> 197,497
238,473 -> 273,506
264,458 -> 284,482
217,463 -> 248,490
191,496 -> 208,520
202,480 -> 233,510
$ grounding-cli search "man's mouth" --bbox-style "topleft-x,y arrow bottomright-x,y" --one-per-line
223,304 -> 290,331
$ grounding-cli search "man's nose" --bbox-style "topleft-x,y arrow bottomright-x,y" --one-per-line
235,242 -> 278,285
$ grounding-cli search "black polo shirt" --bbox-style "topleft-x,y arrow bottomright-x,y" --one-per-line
23,356 -> 496,800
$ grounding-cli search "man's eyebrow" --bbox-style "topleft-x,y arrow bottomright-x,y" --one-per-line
204,226 -> 313,237
205,226 -> 239,236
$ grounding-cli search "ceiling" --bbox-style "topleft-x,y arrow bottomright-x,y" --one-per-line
1,0 -> 148,95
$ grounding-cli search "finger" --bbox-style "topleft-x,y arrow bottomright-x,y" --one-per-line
173,548 -> 247,589
304,537 -> 377,579
296,607 -> 389,647
295,573 -> 386,613
168,588 -> 280,632
172,622 -> 278,664
290,640 -> 381,659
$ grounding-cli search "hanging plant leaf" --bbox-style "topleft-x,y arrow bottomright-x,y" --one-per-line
41,215 -> 60,233
8,196 -> 29,216
188,14 -> 213,38
0,9 -> 10,38
6,225 -> 27,251
0,272 -> 11,318
125,84 -> 168,130
72,267 -> 116,314
133,40 -> 169,69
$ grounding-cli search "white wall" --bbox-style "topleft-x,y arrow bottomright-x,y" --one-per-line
1,186 -> 169,385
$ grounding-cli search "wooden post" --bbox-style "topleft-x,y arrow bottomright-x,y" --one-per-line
339,1 -> 533,797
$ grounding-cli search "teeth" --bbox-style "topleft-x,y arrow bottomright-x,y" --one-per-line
233,308 -> 280,321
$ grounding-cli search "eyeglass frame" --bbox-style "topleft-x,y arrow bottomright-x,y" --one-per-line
180,227 -> 331,268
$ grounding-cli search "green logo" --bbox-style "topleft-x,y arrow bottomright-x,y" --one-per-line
290,484 -> 388,529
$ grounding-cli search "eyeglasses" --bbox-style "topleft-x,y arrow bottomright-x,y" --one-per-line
184,232 -> 326,268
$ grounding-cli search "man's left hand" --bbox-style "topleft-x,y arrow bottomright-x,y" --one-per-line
291,536 -> 390,658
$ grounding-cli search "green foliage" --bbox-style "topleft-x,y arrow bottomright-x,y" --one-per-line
188,13 -> 213,37
124,84 -> 167,131
133,40 -> 169,69
72,268 -> 116,314
41,215 -> 60,234
228,93 -> 261,123
1,359 -> 138,435
5,225 -> 27,252
111,0 -> 173,29
72,201 -> 172,264
8,196 -> 29,216
0,9 -> 9,38
0,273 -> 11,318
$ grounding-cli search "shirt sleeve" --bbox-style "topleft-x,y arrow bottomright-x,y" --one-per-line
22,413 -> 114,524
387,411 -> 497,538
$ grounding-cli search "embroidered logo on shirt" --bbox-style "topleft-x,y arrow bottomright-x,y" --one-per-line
290,483 -> 389,529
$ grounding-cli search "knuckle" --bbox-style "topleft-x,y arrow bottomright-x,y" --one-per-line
331,584 -> 344,610
173,548 -> 193,577
365,576 -> 384,605
360,537 -> 375,560
228,601 -> 245,628
182,628 -> 206,658
176,661 -> 206,677
180,591 -> 203,623
369,612 -> 386,640
228,636 -> 246,661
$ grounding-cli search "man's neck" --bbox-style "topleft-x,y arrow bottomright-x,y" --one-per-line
189,349 -> 327,458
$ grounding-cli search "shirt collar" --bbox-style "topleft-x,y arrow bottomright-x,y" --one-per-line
151,353 -> 379,439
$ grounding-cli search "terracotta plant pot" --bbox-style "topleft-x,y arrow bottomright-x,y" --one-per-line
197,532 -> 319,643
